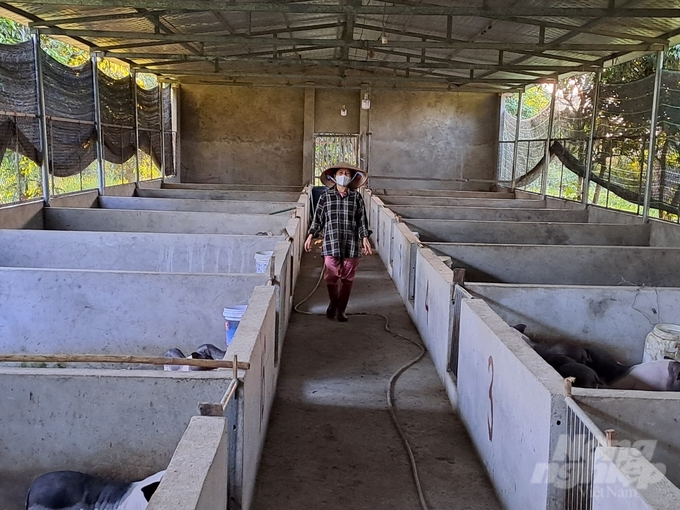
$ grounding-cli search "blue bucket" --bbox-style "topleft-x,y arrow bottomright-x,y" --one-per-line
223,305 -> 248,347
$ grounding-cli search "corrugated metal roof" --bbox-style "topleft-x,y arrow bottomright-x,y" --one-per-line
4,0 -> 680,91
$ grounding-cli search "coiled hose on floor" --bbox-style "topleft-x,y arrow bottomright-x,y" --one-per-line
294,262 -> 431,510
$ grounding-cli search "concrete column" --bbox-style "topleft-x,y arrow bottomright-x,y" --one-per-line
359,84 -> 370,173
91,52 -> 106,195
31,31 -> 50,205
302,85 -> 315,185
159,83 -> 166,181
132,70 -> 140,186
643,50 -> 665,223
511,90 -> 523,190
583,69 -> 602,208
540,82 -> 557,198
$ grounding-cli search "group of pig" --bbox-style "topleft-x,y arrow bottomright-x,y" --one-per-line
515,324 -> 680,391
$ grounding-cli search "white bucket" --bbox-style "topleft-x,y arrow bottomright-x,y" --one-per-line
642,323 -> 680,362
254,250 -> 274,274
223,305 -> 248,347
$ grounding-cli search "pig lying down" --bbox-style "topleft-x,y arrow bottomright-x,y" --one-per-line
163,343 -> 226,372
513,324 -> 680,391
26,469 -> 164,510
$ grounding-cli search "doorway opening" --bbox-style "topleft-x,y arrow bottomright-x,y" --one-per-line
313,133 -> 360,186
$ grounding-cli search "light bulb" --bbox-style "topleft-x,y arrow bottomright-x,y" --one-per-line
340,105 -> 348,116
380,34 -> 388,45
361,93 -> 371,110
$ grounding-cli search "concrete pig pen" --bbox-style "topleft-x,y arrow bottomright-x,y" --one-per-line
99,196 -> 304,215
0,268 -> 268,358
43,207 -> 295,237
371,188 -> 515,199
0,369 -> 230,510
161,183 -> 303,192
136,188 -> 302,202
428,243 -> 680,286
406,219 -> 651,246
0,229 -> 284,274
390,204 -> 589,222
380,196 -> 547,208
456,284 -> 680,509
0,285 -> 280,510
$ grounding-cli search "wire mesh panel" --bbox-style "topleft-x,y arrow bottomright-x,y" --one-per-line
548,74 -> 597,202
564,397 -> 608,510
497,93 -> 518,184
313,134 -> 359,186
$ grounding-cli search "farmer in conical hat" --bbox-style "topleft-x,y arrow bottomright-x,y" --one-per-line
305,162 -> 371,322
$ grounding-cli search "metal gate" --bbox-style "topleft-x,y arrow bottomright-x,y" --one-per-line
314,133 -> 359,186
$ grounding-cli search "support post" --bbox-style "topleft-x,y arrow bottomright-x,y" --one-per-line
359,83 -> 370,172
643,50 -> 665,223
302,84 -> 315,185
159,82 -> 166,181
91,52 -> 105,195
511,90 -> 523,190
132,69 -> 141,186
32,31 -> 51,205
540,82 -> 557,198
171,83 -> 181,181
582,68 -> 602,208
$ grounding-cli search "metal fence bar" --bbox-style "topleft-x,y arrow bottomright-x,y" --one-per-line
564,397 -> 608,510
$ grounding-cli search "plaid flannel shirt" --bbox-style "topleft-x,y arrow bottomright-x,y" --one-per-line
308,188 -> 370,258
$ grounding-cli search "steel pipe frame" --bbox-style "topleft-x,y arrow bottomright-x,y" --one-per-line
31,31 -> 51,205
35,29 -> 666,53
103,52 -> 601,73
541,82 -> 557,198
511,90 -> 523,190
582,68 -> 602,208
132,69 -> 141,186
91,52 -> 106,195
642,50 -> 665,223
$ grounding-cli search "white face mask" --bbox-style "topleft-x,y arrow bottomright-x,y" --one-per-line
334,174 -> 352,187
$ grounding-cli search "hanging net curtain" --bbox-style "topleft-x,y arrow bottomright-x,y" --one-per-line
505,71 -> 680,217
0,40 -> 41,166
0,40 -> 173,179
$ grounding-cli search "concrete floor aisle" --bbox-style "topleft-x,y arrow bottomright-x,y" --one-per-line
251,249 -> 503,510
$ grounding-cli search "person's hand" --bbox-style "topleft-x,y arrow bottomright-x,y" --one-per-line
362,237 -> 372,255
304,234 -> 314,253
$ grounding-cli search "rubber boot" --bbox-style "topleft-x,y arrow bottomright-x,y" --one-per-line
336,280 -> 354,322
326,283 -> 339,320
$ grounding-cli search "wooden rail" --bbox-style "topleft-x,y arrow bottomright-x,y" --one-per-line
0,353 -> 250,370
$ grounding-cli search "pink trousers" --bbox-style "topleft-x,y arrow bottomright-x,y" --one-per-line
323,256 -> 360,284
